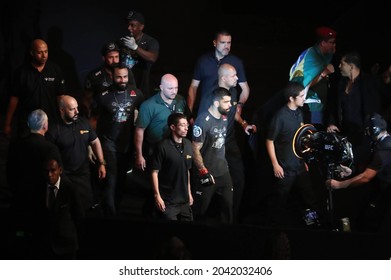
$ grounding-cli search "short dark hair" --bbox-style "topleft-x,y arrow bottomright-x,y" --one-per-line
212,87 -> 231,102
110,62 -> 128,74
283,81 -> 305,102
167,112 -> 187,127
342,51 -> 361,69
214,29 -> 231,40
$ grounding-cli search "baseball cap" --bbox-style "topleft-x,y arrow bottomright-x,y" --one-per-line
126,11 -> 145,24
316,26 -> 337,42
101,42 -> 120,56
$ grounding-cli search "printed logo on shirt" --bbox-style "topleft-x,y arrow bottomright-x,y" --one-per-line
80,130 -> 89,134
44,77 -> 56,82
130,90 -> 136,96
212,126 -> 226,149
193,125 -> 202,138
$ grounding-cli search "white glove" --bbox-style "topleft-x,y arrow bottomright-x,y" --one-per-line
122,36 -> 138,50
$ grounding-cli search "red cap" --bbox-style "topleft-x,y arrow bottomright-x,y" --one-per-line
316,26 -> 337,42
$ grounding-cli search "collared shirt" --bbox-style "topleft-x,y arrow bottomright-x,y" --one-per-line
47,177 -> 61,208
136,92 -> 188,144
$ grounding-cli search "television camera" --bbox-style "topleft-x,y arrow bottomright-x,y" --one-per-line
293,124 -> 354,178
292,124 -> 354,228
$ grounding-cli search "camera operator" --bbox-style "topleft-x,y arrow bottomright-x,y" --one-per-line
326,113 -> 391,232
266,81 -> 322,228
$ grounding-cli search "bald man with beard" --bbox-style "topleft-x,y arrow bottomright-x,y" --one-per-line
46,95 -> 106,214
4,38 -> 66,139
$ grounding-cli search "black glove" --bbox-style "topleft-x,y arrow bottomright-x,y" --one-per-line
199,168 -> 215,186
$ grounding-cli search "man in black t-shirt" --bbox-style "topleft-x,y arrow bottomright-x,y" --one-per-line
327,113 -> 391,232
4,39 -> 65,139
118,10 -> 159,99
151,113 -> 193,221
266,81 -> 321,227
82,42 -> 135,120
192,87 -> 233,224
95,65 -> 143,216
46,95 -> 106,213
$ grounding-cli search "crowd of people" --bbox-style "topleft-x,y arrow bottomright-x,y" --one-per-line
2,9 -> 391,259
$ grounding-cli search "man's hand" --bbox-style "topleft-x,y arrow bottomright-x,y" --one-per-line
327,124 -> 340,133
88,145 -> 97,163
199,168 -> 215,186
326,179 -> 344,189
121,36 -> 138,50
337,164 -> 352,178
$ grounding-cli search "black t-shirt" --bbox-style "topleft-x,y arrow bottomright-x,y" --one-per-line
193,111 -> 229,177
96,85 -> 143,153
150,137 -> 192,204
368,135 -> 391,184
267,105 -> 306,176
118,33 -> 159,98
46,117 -> 97,172
12,60 -> 65,132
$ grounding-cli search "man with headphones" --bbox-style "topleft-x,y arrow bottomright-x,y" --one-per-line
326,112 -> 391,232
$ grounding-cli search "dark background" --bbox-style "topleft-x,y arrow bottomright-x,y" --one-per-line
1,0 -> 391,119
1,0 -> 391,259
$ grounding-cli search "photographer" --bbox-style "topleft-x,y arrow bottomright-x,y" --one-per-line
326,113 -> 391,232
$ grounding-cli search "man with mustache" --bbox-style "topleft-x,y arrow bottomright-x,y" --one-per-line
192,87 -> 234,224
94,64 -> 143,216
46,95 -> 106,214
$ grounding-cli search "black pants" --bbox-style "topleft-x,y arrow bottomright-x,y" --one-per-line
267,170 -> 320,227
193,172 -> 233,224
225,140 -> 245,223
156,203 -> 193,221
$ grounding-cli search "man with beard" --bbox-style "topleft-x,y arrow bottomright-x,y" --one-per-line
82,42 -> 135,121
192,87 -> 234,224
46,95 -> 106,214
94,64 -> 143,216
217,63 -> 256,223
187,29 -> 249,121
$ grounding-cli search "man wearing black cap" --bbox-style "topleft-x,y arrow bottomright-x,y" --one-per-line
289,26 -> 337,126
119,10 -> 159,99
326,113 -> 391,232
82,42 -> 135,121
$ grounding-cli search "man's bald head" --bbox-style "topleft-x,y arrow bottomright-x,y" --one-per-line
31,39 -> 48,51
160,74 -> 178,102
58,95 -> 79,123
30,39 -> 48,66
218,63 -> 238,89
218,63 -> 236,77
161,73 -> 178,86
